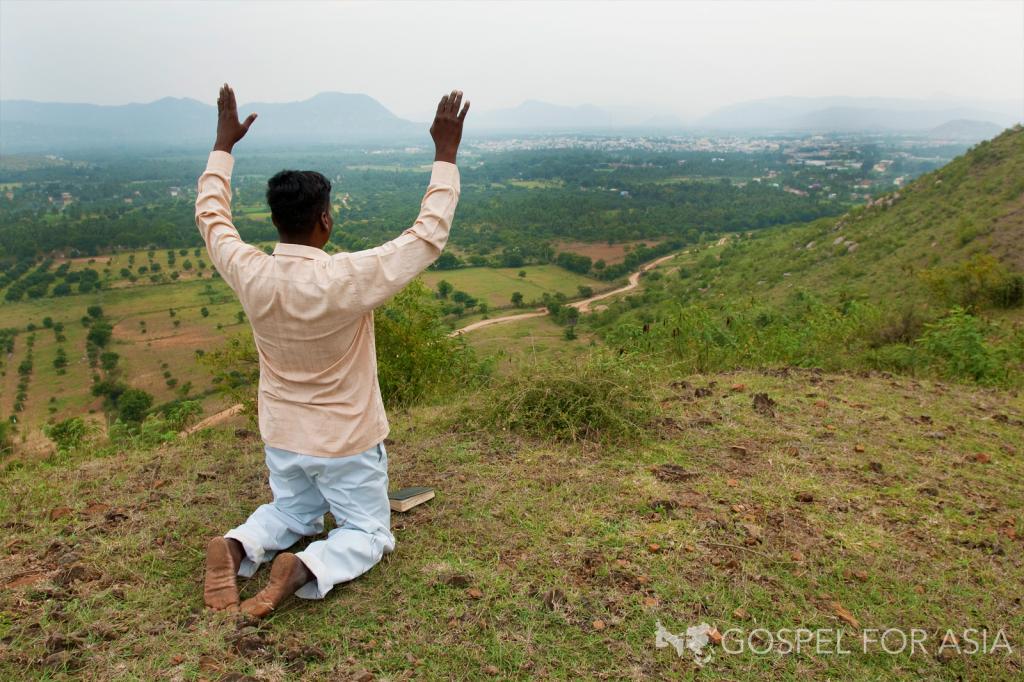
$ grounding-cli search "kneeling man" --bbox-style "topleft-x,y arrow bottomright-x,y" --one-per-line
197,84 -> 469,617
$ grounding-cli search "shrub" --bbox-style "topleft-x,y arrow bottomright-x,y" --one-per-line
916,308 -> 1003,383
117,388 -> 154,422
45,417 -> 89,453
470,351 -> 657,443
376,280 -> 488,406
921,255 -> 1024,311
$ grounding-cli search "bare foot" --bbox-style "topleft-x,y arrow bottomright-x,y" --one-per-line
239,553 -> 312,619
204,537 -> 244,611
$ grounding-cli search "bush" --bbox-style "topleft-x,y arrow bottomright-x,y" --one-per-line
117,389 -> 154,423
376,280 -> 488,406
917,308 -> 1003,383
921,255 -> 1024,311
45,417 -> 89,453
470,351 -> 657,443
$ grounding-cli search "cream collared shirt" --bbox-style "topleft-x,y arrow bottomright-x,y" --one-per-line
195,151 -> 460,457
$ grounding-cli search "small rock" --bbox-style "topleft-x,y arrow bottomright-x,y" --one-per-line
466,587 -> 483,600
752,392 -> 776,417
592,619 -> 606,631
49,507 -> 73,521
732,607 -> 750,621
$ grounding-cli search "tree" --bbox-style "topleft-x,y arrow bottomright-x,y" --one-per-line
518,270 -> 527,278
578,286 -> 594,298
437,280 -> 453,299
117,388 -> 153,422
235,310 -> 245,324
100,351 -> 120,372
200,307 -> 210,318
511,291 -> 524,307
87,305 -> 104,319
87,321 -> 113,347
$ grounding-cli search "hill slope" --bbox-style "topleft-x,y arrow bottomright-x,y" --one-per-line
1,369 -> 1022,679
689,125 -> 1024,307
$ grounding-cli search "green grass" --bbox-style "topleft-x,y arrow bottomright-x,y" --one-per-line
1,368 -> 1021,679
0,278 -> 245,433
420,265 -> 609,308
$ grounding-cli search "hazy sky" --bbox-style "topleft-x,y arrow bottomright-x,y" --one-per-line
2,0 -> 1022,121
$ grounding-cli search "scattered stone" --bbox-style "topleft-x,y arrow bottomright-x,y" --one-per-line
651,464 -> 699,482
868,462 -> 884,474
854,444 -> 865,453
49,507 -> 73,521
592,619 -> 606,631
730,383 -> 746,392
441,574 -> 471,589
648,543 -> 662,553
732,607 -> 750,621
752,392 -> 776,417
829,601 -> 860,629
794,492 -> 814,504
466,587 -> 484,600
542,588 -> 566,611
971,452 -> 991,464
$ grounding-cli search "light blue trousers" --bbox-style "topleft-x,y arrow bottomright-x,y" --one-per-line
225,442 -> 396,599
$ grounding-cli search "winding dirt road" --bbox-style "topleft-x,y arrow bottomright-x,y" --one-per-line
449,252 -> 678,336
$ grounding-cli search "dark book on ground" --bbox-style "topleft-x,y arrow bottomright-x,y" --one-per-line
389,487 -> 435,512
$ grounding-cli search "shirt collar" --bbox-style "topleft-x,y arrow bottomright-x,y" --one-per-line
272,242 -> 330,260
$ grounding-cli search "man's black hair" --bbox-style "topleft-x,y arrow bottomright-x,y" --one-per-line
266,170 -> 332,238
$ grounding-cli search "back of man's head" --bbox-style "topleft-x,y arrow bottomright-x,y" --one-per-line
266,170 -> 331,240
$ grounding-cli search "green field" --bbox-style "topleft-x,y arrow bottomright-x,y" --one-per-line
420,265 -> 610,308
0,277 -> 246,442
1,260 -> 613,450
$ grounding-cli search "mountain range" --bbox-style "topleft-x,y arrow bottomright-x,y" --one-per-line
1,93 -> 1019,153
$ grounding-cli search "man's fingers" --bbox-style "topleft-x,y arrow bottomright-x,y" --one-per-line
448,90 -> 459,113
451,91 -> 463,115
458,100 -> 471,122
241,113 -> 258,131
437,95 -> 448,114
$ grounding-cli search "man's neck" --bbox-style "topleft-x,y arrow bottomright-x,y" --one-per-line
279,238 -> 324,250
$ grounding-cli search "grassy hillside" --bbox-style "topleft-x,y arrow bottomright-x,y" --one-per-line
659,125 -> 1023,309
590,127 -> 1024,386
1,367 -> 1022,680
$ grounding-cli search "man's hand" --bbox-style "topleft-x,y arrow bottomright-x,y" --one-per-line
214,84 -> 257,154
430,89 -> 469,164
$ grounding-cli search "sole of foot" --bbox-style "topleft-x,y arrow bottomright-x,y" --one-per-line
239,553 -> 310,619
204,537 -> 240,611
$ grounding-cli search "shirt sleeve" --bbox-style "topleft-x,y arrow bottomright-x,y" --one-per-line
195,151 -> 266,291
338,161 -> 460,313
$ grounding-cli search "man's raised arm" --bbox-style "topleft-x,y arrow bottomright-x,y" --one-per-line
195,84 -> 264,290
341,90 -> 470,313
